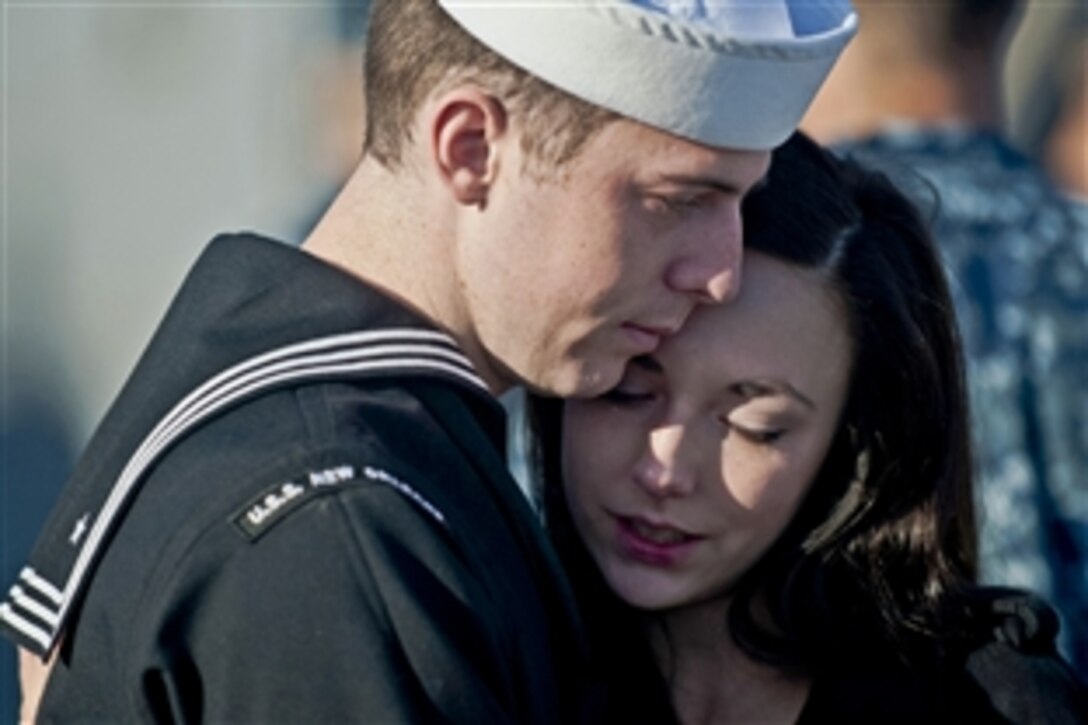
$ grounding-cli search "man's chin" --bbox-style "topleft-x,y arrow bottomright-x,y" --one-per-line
552,362 -> 622,400
515,354 -> 624,399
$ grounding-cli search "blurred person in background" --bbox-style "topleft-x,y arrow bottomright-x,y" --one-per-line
1044,36 -> 1088,199
2,4 -> 350,718
1,382 -> 75,722
804,0 -> 1088,676
4,0 -> 856,720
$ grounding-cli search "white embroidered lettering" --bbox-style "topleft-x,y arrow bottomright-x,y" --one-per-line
361,466 -> 446,525
244,482 -> 305,527
309,465 -> 356,487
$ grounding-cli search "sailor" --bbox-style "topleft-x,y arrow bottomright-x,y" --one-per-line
3,1 -> 856,720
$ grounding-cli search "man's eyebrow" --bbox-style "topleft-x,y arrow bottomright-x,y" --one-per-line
733,378 -> 815,410
655,174 -> 750,195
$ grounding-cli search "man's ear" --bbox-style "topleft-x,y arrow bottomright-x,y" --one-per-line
429,87 -> 509,208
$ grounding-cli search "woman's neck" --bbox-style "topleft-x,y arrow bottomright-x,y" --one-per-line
644,597 -> 811,725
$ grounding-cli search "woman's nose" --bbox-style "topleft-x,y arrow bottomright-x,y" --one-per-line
631,423 -> 697,498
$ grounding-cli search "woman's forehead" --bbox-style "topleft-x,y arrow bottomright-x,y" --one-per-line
657,253 -> 852,394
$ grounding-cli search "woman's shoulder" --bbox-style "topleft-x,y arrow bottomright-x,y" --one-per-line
953,587 -> 1087,724
801,588 -> 1087,723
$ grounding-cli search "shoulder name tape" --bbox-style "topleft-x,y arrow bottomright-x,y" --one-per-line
232,464 -> 446,541
233,465 -> 357,540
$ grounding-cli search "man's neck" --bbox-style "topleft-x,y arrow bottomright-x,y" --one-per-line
301,159 -> 508,395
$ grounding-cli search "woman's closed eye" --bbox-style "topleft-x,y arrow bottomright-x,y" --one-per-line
720,412 -> 789,444
729,423 -> 786,444
600,356 -> 662,405
601,385 -> 656,405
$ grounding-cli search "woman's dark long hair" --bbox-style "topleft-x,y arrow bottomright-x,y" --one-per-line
726,132 -> 977,670
532,132 -> 979,698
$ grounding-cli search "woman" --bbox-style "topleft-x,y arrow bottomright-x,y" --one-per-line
533,133 -> 1087,722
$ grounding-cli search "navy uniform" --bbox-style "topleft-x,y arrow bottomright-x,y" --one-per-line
1,234 -> 593,722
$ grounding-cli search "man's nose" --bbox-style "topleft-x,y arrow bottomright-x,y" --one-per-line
631,423 -> 698,498
664,204 -> 744,304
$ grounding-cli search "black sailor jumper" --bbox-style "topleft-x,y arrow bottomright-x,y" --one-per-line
0,234 -> 594,723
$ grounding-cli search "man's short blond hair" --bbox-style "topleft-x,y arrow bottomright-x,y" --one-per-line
363,0 -> 616,175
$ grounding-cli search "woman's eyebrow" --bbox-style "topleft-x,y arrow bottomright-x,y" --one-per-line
733,379 -> 815,410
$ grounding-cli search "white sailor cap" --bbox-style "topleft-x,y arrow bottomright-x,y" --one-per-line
437,0 -> 857,151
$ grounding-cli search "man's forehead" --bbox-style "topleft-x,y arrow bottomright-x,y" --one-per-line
627,126 -> 773,186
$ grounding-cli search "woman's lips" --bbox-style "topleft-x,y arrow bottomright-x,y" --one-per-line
615,515 -> 700,566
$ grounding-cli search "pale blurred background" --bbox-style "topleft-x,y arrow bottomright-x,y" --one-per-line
1,0 -> 1085,718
